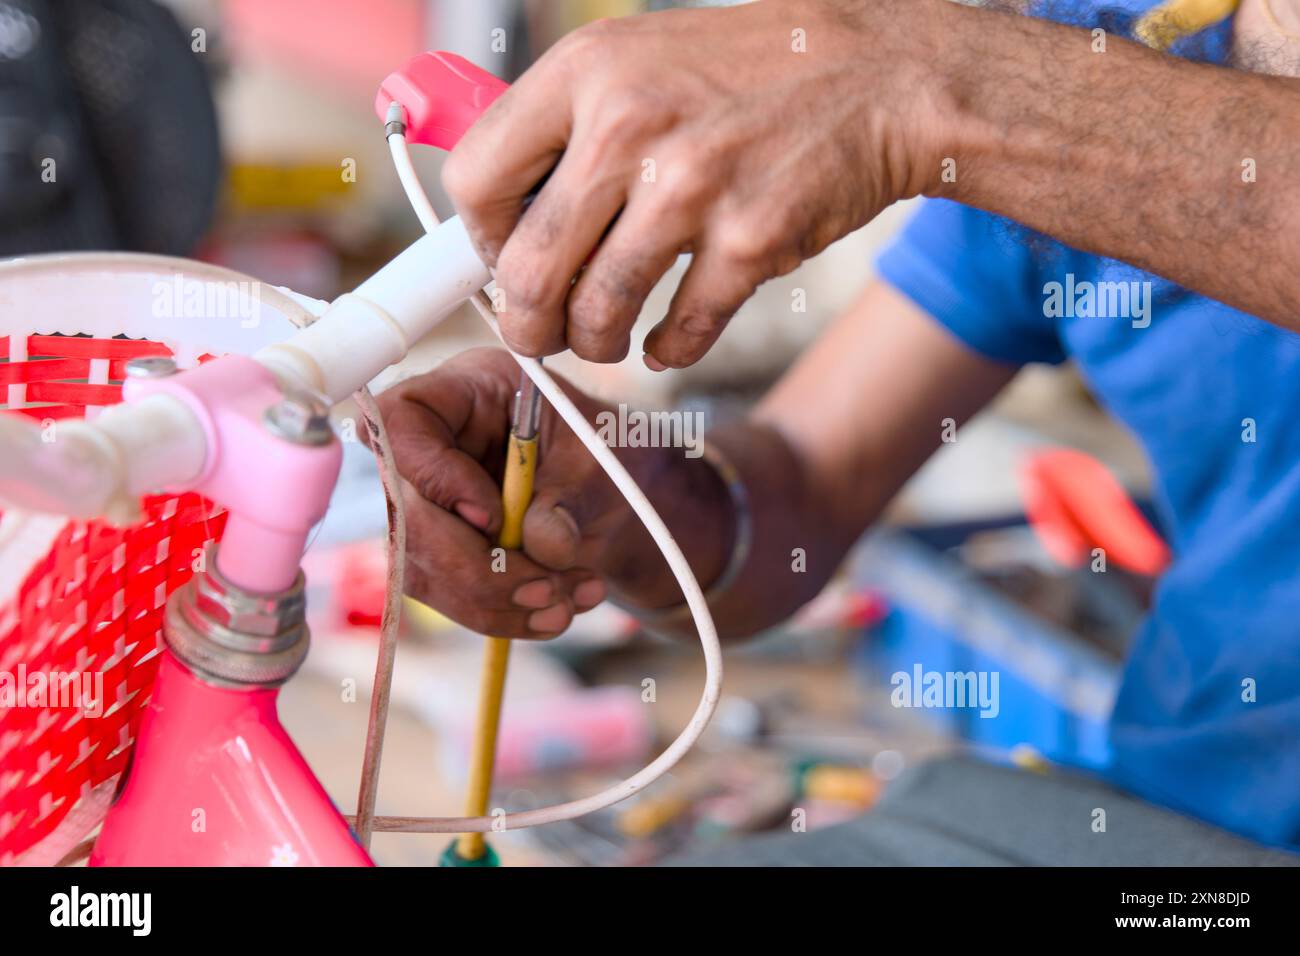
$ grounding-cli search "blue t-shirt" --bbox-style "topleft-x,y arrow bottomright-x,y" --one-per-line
876,2 -> 1300,848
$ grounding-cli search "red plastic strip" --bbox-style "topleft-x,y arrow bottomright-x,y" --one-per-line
25,383 -> 123,406
26,336 -> 172,360
0,358 -> 91,386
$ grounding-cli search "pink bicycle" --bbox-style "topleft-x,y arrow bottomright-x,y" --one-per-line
0,53 -> 721,867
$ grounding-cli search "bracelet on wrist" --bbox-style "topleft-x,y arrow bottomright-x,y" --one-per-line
612,439 -> 752,633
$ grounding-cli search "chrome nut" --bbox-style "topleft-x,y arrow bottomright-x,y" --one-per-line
263,395 -> 334,446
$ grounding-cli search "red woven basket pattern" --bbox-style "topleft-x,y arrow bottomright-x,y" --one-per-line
0,335 -> 225,863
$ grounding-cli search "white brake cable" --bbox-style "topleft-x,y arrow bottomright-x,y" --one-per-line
376,122 -> 723,833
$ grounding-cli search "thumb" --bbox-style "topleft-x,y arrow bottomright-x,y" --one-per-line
522,495 -> 583,571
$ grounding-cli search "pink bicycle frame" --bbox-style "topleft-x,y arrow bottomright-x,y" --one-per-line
90,355 -> 361,866
88,53 -> 509,867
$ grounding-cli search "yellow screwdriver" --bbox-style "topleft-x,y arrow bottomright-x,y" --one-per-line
442,368 -> 542,867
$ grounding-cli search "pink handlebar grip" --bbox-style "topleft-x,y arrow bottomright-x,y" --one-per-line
375,51 -> 509,151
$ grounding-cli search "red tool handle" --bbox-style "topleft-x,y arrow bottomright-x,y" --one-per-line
375,51 -> 509,151
1019,447 -> 1170,577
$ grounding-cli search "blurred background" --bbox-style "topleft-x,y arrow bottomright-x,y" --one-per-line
1,0 -> 1159,865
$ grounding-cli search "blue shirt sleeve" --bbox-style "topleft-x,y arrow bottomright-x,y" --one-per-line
875,199 -> 1068,366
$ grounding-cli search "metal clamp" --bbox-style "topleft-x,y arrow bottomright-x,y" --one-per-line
165,548 -> 310,688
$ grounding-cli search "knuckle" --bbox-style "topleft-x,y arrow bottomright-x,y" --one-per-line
585,90 -> 664,153
555,19 -> 619,62
440,150 -> 486,208
388,375 -> 450,417
713,219 -> 777,269
408,456 -> 457,506
675,307 -> 725,339
500,276 -> 550,318
497,259 -> 557,314
569,286 -> 632,338
567,290 -> 637,361
653,152 -> 712,207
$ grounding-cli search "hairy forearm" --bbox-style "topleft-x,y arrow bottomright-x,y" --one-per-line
931,1 -> 1300,327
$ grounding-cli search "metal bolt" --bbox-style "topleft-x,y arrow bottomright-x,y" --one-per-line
124,356 -> 177,379
263,395 -> 334,446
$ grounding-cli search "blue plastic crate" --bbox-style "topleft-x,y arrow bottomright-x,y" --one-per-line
849,530 -> 1119,769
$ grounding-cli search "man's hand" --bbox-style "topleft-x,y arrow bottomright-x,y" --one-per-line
379,282 -> 1015,644
447,0 -> 1300,362
442,0 -> 945,369
378,349 -> 634,638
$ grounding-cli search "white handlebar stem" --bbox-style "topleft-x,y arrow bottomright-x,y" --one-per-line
0,216 -> 487,520
254,216 -> 490,403
0,395 -> 207,524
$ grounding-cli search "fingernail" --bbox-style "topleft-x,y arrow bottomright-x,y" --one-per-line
573,579 -> 607,609
528,603 -> 570,634
643,353 -> 667,372
455,502 -> 491,531
512,579 -> 554,609
552,505 -> 580,540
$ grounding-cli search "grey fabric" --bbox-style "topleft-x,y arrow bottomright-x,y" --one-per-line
663,754 -> 1300,866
